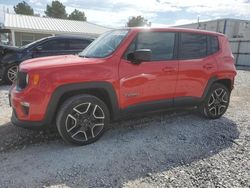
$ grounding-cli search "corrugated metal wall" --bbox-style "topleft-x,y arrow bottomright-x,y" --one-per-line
230,40 -> 250,66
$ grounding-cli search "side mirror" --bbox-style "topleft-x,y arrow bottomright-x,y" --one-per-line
127,49 -> 151,64
35,46 -> 43,51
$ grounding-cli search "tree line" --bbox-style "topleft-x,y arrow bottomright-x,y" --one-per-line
13,1 -> 151,27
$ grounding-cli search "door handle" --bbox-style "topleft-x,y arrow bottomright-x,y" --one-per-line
163,67 -> 176,73
203,64 -> 214,70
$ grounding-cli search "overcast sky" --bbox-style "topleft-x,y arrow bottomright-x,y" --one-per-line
0,0 -> 250,27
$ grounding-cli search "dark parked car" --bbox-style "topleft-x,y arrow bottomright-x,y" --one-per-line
0,35 -> 94,84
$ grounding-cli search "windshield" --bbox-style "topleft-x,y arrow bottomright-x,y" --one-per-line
79,29 -> 129,58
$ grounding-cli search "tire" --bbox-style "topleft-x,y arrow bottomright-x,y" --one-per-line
56,95 -> 110,145
4,65 -> 18,84
199,83 -> 230,119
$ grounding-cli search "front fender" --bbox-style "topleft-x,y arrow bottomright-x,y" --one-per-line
44,82 -> 120,125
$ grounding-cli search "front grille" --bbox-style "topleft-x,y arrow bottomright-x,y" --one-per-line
16,71 -> 28,90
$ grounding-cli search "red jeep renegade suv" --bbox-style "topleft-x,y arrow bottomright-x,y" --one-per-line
10,28 -> 236,145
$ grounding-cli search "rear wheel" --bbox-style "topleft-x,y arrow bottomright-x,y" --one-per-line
4,65 -> 18,84
199,83 -> 230,119
56,95 -> 110,145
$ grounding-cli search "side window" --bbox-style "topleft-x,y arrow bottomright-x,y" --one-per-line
41,39 -> 66,51
125,32 -> 176,61
179,33 -> 207,59
69,39 -> 91,50
208,36 -> 219,55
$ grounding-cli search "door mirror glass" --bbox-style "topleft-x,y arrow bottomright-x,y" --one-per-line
127,49 -> 151,64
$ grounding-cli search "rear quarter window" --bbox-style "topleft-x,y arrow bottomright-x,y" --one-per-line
208,36 -> 219,55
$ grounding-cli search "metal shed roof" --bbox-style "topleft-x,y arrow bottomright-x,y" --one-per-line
4,13 -> 111,36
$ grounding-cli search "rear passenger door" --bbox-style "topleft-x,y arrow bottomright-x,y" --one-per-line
175,33 -> 219,103
67,39 -> 92,54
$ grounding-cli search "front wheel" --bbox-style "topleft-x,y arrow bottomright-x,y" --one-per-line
56,95 -> 110,145
199,83 -> 230,119
4,65 -> 18,84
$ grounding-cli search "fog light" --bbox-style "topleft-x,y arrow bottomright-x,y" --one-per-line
20,102 -> 30,115
20,101 -> 30,107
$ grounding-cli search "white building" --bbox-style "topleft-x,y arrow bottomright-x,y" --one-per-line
0,13 -> 111,46
176,18 -> 250,39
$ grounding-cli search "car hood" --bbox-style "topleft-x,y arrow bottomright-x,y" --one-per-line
0,45 -> 21,53
20,55 -> 102,71
0,45 -> 22,60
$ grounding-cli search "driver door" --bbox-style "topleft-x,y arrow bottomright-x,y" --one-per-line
119,31 -> 179,110
32,39 -> 67,58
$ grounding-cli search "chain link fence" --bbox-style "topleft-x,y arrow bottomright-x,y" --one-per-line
230,40 -> 250,67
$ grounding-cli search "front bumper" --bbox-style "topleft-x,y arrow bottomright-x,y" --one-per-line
9,85 -> 52,130
11,110 -> 47,130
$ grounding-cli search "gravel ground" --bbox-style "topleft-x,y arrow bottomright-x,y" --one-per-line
0,70 -> 249,188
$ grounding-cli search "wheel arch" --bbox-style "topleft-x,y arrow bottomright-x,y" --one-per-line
202,76 -> 233,100
3,61 -> 20,67
44,82 -> 120,126
213,79 -> 232,92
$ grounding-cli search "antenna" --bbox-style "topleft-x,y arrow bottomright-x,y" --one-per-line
197,15 -> 201,29
3,6 -> 5,23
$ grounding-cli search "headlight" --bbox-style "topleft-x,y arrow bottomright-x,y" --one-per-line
16,72 -> 28,90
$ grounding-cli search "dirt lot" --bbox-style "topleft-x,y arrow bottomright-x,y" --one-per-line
0,70 -> 249,188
